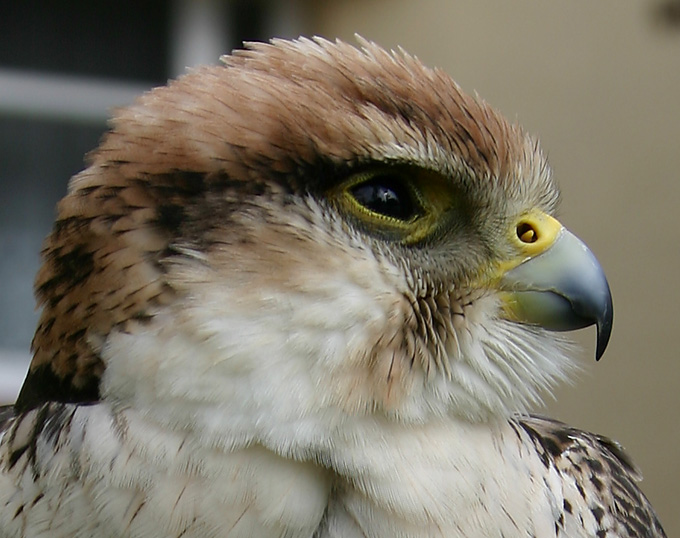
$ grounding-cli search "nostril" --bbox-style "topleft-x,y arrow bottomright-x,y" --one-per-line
517,222 -> 538,243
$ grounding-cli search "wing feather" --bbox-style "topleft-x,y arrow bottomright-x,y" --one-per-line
516,415 -> 666,538
0,405 -> 14,433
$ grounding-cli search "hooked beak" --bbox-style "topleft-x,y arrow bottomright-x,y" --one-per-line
495,212 -> 613,360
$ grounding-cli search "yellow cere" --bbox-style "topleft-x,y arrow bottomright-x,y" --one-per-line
466,210 -> 564,292
511,211 -> 562,259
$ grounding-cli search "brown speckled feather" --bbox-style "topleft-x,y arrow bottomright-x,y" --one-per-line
0,406 -> 13,432
516,415 -> 666,538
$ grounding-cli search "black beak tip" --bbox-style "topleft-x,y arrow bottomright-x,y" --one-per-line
595,298 -> 614,362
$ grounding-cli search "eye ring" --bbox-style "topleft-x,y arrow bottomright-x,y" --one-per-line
330,165 -> 457,245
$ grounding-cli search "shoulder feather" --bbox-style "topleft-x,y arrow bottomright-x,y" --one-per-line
516,415 -> 666,538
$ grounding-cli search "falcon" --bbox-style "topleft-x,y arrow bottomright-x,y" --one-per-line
0,37 -> 666,537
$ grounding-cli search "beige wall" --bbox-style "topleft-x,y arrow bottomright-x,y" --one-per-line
308,0 -> 680,534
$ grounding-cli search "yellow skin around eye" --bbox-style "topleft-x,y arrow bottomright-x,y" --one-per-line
333,168 -> 458,244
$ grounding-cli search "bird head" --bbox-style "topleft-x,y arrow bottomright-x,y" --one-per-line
19,38 -> 612,450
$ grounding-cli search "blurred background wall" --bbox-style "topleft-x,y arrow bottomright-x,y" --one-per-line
1,0 -> 678,534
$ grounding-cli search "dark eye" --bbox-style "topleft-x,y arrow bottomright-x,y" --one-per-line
349,175 -> 419,221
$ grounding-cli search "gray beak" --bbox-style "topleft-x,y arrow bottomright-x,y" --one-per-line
500,229 -> 613,361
